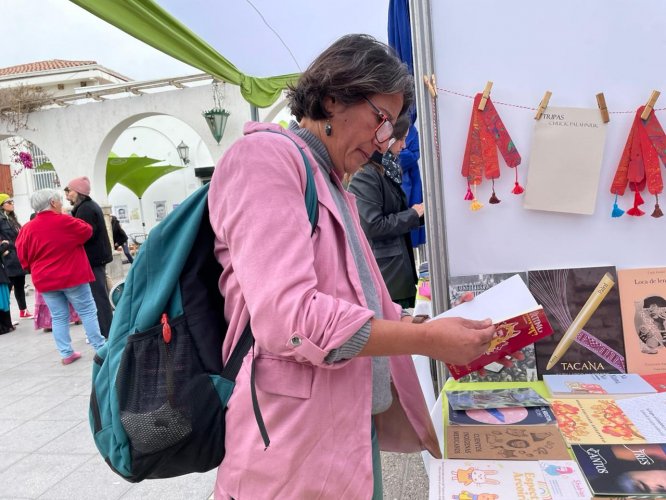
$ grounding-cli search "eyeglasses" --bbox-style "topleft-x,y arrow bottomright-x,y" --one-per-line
64,187 -> 70,193
364,96 -> 394,143
3,200 -> 13,205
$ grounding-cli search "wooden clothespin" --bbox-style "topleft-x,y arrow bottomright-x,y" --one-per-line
478,81 -> 493,111
596,93 -> 610,123
534,91 -> 552,120
640,90 -> 661,120
423,75 -> 437,98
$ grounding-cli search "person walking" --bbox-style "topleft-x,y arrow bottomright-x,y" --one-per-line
16,189 -> 105,364
0,193 -> 32,318
111,215 -> 133,264
64,177 -> 114,338
348,114 -> 423,308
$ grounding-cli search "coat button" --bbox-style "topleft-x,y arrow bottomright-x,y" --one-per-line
290,336 -> 301,346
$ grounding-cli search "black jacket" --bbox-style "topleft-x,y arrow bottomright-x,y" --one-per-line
0,213 -> 26,277
111,216 -> 128,247
71,197 -> 113,266
348,162 -> 420,302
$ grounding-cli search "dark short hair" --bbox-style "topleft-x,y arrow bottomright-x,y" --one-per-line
287,34 -> 414,121
392,113 -> 411,140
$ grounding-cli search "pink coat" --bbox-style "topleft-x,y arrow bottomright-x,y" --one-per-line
209,122 -> 440,499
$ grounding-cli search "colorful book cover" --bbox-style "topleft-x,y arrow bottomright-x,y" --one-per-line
447,387 -> 549,411
543,373 -> 656,398
539,460 -> 593,500
617,267 -> 666,375
528,266 -> 627,377
448,404 -> 557,426
446,307 -> 555,380
572,443 -> 666,496
449,272 -> 538,382
429,458 -> 552,499
446,425 -> 570,460
616,393 -> 666,443
551,398 -> 645,445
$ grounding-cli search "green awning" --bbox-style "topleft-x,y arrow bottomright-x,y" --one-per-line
117,165 -> 184,198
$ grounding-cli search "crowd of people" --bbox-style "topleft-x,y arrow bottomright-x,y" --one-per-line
2,175 -> 133,365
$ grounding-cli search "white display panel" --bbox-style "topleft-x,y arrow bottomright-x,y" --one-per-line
431,0 -> 666,276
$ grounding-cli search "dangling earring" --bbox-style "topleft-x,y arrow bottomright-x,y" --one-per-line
324,120 -> 332,136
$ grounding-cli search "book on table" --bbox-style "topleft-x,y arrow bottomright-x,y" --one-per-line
429,458 -> 592,500
543,373 -> 657,399
446,387 -> 549,410
448,272 -> 538,382
550,398 -> 646,445
572,443 -> 666,496
617,266 -> 666,376
436,274 -> 555,380
528,265 -> 627,377
448,403 -> 558,426
445,424 -> 570,460
615,392 -> 666,444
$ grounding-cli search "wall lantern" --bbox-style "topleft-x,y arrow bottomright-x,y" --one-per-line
176,140 -> 190,165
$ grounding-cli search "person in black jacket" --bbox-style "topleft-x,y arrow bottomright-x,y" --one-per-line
65,176 -> 114,338
0,194 -> 31,318
348,114 -> 424,308
111,215 -> 133,264
0,239 -> 16,334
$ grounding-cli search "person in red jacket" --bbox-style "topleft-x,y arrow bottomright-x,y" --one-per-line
16,189 -> 105,365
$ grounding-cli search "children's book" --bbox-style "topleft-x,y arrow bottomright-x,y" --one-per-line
539,460 -> 593,500
528,266 -> 627,377
429,458 -> 553,500
617,267 -> 666,375
543,373 -> 657,399
551,398 -> 645,445
572,443 -> 666,496
446,425 -> 570,460
448,272 -> 538,382
446,387 -> 549,411
616,393 -> 666,443
448,403 -> 557,426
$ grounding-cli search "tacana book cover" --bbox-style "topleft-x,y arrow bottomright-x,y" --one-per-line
448,272 -> 538,382
528,266 -> 626,377
617,267 -> 666,375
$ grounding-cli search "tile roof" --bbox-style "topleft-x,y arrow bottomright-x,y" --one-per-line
0,59 -> 98,76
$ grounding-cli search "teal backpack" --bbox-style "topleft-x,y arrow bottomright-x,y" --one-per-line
89,132 -> 318,482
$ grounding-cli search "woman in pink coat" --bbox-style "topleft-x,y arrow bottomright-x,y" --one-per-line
209,34 -> 497,499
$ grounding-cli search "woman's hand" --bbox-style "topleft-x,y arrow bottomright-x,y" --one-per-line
420,316 -> 495,365
411,203 -> 424,217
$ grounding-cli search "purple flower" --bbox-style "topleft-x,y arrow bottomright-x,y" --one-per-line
18,151 -> 33,169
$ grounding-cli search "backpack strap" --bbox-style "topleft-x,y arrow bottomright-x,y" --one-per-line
221,129 -> 319,449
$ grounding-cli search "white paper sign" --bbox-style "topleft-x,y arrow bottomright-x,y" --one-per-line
523,106 -> 608,215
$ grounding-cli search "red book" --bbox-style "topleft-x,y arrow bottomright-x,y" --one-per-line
446,307 -> 555,380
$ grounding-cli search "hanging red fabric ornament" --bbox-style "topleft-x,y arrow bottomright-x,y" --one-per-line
610,106 -> 666,218
461,93 -> 522,209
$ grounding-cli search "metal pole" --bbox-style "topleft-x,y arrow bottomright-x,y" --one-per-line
250,104 -> 260,122
409,0 -> 452,393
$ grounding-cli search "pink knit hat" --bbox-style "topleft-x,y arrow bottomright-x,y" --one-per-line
66,176 -> 91,196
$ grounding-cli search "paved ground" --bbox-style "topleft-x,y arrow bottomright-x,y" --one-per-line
0,279 -> 428,499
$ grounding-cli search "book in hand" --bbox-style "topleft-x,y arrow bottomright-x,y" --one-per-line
543,373 -> 657,399
446,424 -> 570,460
446,306 -> 554,380
449,272 -> 539,382
448,403 -> 557,426
617,267 -> 666,376
572,443 -> 666,496
551,398 -> 645,445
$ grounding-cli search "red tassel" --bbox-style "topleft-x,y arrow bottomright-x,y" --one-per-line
161,313 -> 172,343
464,186 -> 474,200
652,203 -> 664,218
633,189 -> 645,206
511,181 -> 524,195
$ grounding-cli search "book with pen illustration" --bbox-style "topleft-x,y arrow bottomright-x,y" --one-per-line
528,266 -> 627,377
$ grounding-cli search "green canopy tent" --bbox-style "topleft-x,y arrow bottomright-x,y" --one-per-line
114,164 -> 185,235
106,155 -> 164,193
